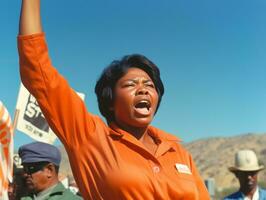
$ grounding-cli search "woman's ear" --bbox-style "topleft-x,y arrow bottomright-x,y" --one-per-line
109,100 -> 115,111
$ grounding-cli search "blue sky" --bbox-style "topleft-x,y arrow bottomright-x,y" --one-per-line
2,0 -> 266,149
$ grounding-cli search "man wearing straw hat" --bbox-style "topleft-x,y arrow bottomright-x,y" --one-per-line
224,149 -> 266,200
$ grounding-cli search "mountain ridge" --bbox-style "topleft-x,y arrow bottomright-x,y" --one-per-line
184,132 -> 266,190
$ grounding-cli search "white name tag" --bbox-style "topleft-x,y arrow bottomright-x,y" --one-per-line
175,163 -> 192,174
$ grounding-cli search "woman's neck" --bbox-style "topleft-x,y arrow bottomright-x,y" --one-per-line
116,121 -> 148,140
115,122 -> 158,155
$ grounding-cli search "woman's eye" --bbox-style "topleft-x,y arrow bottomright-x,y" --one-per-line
123,82 -> 135,87
146,83 -> 155,88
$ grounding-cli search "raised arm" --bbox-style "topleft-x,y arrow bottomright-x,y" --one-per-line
18,0 -> 97,147
19,0 -> 42,35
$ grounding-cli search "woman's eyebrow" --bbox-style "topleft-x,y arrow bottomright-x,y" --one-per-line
122,77 -> 151,83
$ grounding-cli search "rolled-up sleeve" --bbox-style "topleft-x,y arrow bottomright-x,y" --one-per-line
17,33 -> 95,146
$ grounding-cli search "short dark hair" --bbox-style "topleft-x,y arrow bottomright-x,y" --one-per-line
95,54 -> 164,123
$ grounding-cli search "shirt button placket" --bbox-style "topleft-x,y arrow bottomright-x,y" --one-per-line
153,165 -> 160,173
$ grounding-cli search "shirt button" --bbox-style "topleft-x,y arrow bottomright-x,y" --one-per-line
153,166 -> 160,173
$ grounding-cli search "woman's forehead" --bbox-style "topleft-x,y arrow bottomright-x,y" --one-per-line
121,67 -> 151,80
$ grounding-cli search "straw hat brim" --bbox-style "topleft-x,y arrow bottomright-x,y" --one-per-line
229,165 -> 264,172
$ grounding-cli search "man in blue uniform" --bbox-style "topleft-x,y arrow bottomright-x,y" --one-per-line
224,149 -> 266,200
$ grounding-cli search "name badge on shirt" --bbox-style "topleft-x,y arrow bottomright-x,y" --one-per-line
175,163 -> 192,175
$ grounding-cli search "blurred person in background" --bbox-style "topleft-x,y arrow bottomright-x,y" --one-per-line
18,142 -> 82,200
224,149 -> 266,200
8,162 -> 31,200
68,176 -> 82,196
8,180 -> 16,200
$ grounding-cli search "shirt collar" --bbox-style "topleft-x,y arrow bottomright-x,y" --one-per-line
148,126 -> 181,143
108,123 -> 181,154
109,123 -> 180,141
242,186 -> 259,200
108,122 -> 128,139
35,183 -> 58,200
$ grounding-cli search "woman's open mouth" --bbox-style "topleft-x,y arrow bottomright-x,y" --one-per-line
134,100 -> 151,116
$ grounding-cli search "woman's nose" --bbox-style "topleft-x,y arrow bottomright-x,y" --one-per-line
136,86 -> 148,95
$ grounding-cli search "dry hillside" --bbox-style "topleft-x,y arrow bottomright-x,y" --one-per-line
184,133 -> 266,190
59,133 -> 266,190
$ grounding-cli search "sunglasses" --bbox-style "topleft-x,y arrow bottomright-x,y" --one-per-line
23,162 -> 50,174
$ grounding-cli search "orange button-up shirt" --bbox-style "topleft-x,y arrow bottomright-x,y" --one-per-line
18,33 -> 210,200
